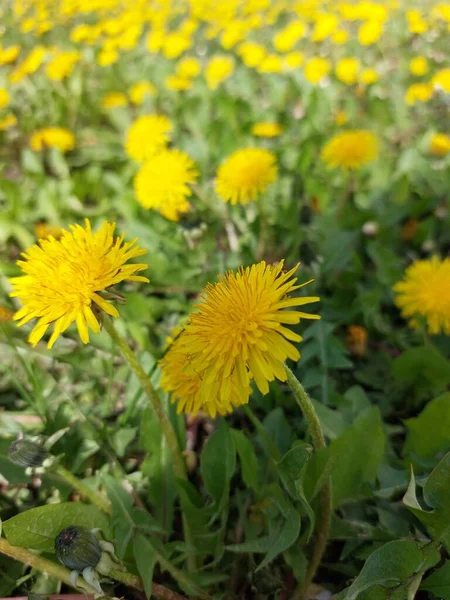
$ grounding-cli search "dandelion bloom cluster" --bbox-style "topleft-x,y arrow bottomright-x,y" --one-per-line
205,56 -> 234,90
30,127 -> 75,153
134,149 -> 198,221
125,115 -> 173,162
321,130 -> 379,169
160,261 -> 319,417
216,148 -> 278,205
251,122 -> 283,137
0,89 -> 10,109
429,133 -> 450,156
128,81 -> 156,104
10,220 -> 148,347
393,256 -> 450,335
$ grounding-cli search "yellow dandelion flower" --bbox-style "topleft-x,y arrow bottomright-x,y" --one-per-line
46,51 -> 80,81
332,29 -> 349,45
97,48 -> 119,67
125,115 -> 172,162
321,130 -> 379,169
429,133 -> 450,156
162,33 -> 192,59
0,88 -> 10,109
0,305 -> 14,322
432,68 -> 450,93
165,75 -> 193,91
0,114 -> 17,131
0,45 -> 20,66
237,42 -> 266,68
101,92 -> 127,109
393,256 -> 450,335
304,57 -> 331,85
284,51 -> 304,69
35,222 -> 63,240
335,57 -> 360,85
258,54 -> 283,74
160,261 -> 320,417
146,30 -> 165,53
177,56 -> 201,78
251,122 -> 283,137
216,148 -> 278,205
129,81 -> 156,104
360,68 -> 378,85
311,13 -> 339,42
405,83 -> 433,105
358,20 -> 383,45
10,219 -> 149,348
134,149 -> 198,221
410,57 -> 429,77
334,110 -> 348,126
30,127 -> 75,153
205,56 -> 234,90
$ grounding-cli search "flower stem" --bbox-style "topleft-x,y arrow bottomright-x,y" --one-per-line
0,537 -> 186,600
102,317 -> 197,571
102,317 -> 186,481
54,464 -> 112,515
284,365 -> 332,600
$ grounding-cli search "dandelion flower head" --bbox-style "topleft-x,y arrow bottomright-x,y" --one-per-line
251,122 -> 283,137
430,133 -> 450,156
321,130 -> 379,169
393,256 -> 450,335
134,148 -> 198,221
125,115 -> 173,162
160,261 -> 320,417
129,81 -> 156,104
216,148 -> 278,205
10,220 -> 149,348
0,88 -> 10,109
30,127 -> 75,153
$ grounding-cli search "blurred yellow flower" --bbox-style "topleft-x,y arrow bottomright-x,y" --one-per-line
358,20 -> 383,45
146,30 -> 165,53
160,261 -> 319,416
334,110 -> 348,126
0,88 -> 10,109
216,148 -> 278,205
30,127 -> 75,153
46,51 -> 80,80
360,68 -> 379,84
10,219 -> 148,347
134,149 -> 198,221
35,222 -> 63,240
409,57 -> 429,77
273,21 -> 306,52
312,12 -> 339,42
336,57 -> 360,85
407,10 -> 428,34
125,115 -> 172,162
394,256 -> 450,335
321,130 -> 379,169
101,92 -> 127,109
405,83 -> 433,105
221,22 -> 246,49
165,75 -> 193,91
284,51 -> 304,69
0,305 -> 14,323
177,56 -> 201,78
432,68 -> 450,92
345,325 -> 368,357
332,29 -> 349,44
97,48 -> 119,66
258,54 -> 283,73
238,42 -> 266,68
205,56 -> 234,90
429,133 -> 450,156
9,46 -> 45,83
0,45 -> 20,65
304,57 -> 331,84
129,81 -> 156,104
0,114 -> 17,130
162,32 -> 192,59
251,122 -> 283,137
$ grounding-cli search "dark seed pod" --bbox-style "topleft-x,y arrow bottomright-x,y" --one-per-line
8,439 -> 49,468
55,526 -> 101,571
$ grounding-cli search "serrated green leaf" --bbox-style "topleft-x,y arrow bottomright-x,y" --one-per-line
200,420 -> 236,507
231,429 -> 259,490
133,533 -> 157,599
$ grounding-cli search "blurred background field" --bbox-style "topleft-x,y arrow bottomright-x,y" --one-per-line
0,0 -> 450,598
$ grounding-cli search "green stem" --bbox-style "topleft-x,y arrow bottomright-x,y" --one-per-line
0,537 -> 185,600
102,317 -> 186,481
54,464 -> 112,515
102,317 -> 197,572
284,365 -> 332,600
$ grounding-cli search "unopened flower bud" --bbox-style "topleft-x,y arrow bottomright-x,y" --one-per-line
8,439 -> 49,468
55,526 -> 101,572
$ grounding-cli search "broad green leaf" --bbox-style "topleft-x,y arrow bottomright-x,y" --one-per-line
231,429 -> 259,490
200,421 -> 236,507
403,452 -> 450,548
103,475 -> 134,558
263,408 -> 293,456
392,347 -> 450,402
330,407 -> 385,507
133,533 -> 157,599
226,536 -> 272,554
344,540 -> 439,600
256,506 -> 301,572
277,443 -> 315,539
112,427 -> 137,457
404,393 -> 450,460
421,560 -> 450,599
3,503 -> 109,552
